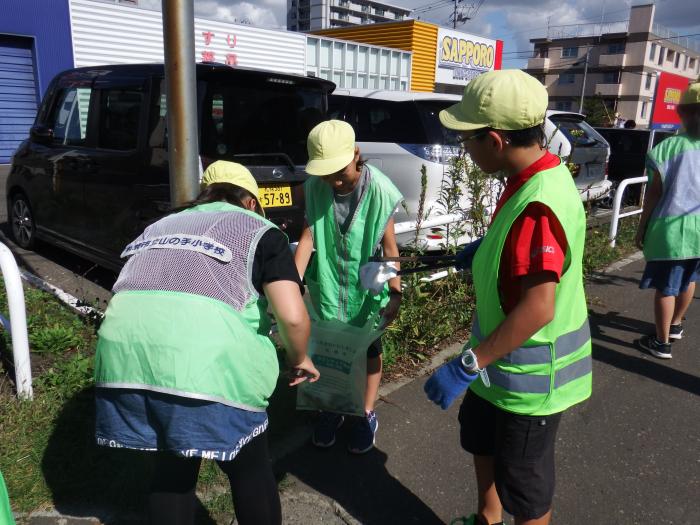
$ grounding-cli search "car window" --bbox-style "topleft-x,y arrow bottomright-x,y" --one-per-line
201,79 -> 325,165
98,88 -> 143,150
51,87 -> 93,146
415,101 -> 462,146
549,117 -> 600,147
347,98 -> 427,143
328,96 -> 347,120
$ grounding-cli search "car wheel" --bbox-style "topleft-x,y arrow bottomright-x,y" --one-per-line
10,193 -> 36,249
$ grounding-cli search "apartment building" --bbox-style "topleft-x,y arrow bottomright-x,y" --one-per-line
288,0 -> 411,32
525,4 -> 700,127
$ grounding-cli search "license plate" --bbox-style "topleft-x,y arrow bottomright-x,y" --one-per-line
259,185 -> 293,208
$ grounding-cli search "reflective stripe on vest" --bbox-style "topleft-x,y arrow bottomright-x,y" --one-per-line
484,357 -> 592,394
471,315 -> 591,365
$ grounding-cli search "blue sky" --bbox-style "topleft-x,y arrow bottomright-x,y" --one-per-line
140,0 -> 700,69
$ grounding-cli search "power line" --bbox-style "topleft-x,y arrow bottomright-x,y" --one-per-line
498,32 -> 700,58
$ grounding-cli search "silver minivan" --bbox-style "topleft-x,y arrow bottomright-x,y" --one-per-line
330,90 -> 611,250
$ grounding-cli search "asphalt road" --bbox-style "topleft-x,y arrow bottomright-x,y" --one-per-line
278,258 -> 700,525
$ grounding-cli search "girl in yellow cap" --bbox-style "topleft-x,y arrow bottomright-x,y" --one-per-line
295,120 -> 403,453
94,161 -> 318,525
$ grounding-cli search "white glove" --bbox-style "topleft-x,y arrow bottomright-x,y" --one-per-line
359,262 -> 398,295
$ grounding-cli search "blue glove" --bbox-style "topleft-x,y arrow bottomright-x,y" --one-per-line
424,356 -> 478,410
454,237 -> 484,271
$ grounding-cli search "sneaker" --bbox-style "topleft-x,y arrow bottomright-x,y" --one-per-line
312,412 -> 344,448
348,411 -> 378,454
669,324 -> 684,340
639,335 -> 672,359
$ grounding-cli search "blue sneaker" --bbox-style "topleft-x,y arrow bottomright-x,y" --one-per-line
312,412 -> 344,448
348,411 -> 378,454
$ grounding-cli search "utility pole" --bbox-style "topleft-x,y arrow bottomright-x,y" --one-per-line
162,0 -> 200,206
453,0 -> 458,29
578,48 -> 590,113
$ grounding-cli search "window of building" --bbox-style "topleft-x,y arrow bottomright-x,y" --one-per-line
645,72 -> 653,90
608,42 -> 625,54
562,46 -> 579,58
535,45 -> 549,58
641,101 -> 648,119
649,43 -> 657,61
658,47 -> 665,65
558,73 -> 575,84
555,100 -> 573,111
51,87 -> 93,147
690,57 -> 697,70
675,52 -> 681,68
683,54 -> 688,69
602,71 -> 620,84
375,7 -> 385,16
98,88 -> 143,150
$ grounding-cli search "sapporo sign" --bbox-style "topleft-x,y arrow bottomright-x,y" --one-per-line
435,28 -> 502,85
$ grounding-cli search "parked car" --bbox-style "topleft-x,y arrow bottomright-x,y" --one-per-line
330,90 -> 612,249
7,63 -> 332,271
594,127 -> 675,205
545,111 -> 612,204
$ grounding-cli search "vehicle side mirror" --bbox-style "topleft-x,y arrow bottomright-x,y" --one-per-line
30,125 -> 53,144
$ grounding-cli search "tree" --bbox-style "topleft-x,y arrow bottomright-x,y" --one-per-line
582,96 -> 615,127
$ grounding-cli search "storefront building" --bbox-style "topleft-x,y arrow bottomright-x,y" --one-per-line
311,19 -> 503,93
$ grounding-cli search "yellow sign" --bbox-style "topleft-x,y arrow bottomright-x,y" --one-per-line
663,87 -> 681,105
259,185 -> 292,208
440,36 -> 495,70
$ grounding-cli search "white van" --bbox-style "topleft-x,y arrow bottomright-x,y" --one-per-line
329,89 -> 611,250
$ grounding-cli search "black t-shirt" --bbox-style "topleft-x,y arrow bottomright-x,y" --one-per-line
251,228 -> 304,296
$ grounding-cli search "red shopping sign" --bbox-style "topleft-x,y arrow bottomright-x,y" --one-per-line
651,72 -> 690,130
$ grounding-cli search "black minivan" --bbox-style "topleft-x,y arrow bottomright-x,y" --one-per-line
7,63 -> 333,271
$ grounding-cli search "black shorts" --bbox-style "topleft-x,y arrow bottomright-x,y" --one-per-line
367,338 -> 383,358
458,389 -> 562,519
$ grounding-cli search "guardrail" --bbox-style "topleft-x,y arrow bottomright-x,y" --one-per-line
0,242 -> 32,400
608,176 -> 647,248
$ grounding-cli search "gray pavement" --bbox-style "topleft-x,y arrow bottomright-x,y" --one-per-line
278,257 -> 700,525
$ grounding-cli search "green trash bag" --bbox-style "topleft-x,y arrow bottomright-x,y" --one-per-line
296,305 -> 383,417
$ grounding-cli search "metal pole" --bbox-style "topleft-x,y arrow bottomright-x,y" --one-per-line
0,243 -> 32,400
453,0 -> 457,29
578,49 -> 590,113
162,0 -> 200,207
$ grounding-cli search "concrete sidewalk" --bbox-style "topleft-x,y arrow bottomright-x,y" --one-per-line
277,256 -> 700,525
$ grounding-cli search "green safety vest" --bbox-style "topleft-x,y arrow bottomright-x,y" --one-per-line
469,162 -> 592,416
305,164 -> 403,326
95,203 -> 281,411
643,134 -> 700,261
0,471 -> 14,525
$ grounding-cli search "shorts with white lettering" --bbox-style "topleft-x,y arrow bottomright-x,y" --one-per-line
95,388 -> 268,462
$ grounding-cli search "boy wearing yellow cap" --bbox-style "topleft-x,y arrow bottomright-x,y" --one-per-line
635,81 -> 700,358
295,120 -> 403,454
424,70 -> 592,525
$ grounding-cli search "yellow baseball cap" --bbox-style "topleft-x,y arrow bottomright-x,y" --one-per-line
440,69 -> 549,131
306,120 -> 356,176
680,81 -> 700,105
201,160 -> 260,196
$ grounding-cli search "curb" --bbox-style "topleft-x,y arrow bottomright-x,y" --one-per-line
597,250 -> 644,275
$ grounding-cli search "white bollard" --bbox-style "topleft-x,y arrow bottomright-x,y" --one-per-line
0,242 -> 32,400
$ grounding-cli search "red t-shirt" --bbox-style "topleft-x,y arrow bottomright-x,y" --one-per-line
492,151 -> 568,313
